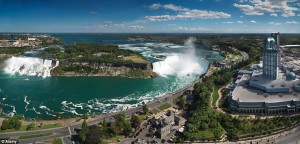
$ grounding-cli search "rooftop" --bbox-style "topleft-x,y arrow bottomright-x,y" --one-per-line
231,73 -> 300,104
250,70 -> 298,91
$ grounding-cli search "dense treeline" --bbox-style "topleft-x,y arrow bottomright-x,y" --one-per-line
1,116 -> 22,130
181,60 -> 251,142
0,47 -> 32,55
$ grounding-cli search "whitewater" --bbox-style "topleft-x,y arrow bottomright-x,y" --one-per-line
4,56 -> 59,78
153,37 -> 203,76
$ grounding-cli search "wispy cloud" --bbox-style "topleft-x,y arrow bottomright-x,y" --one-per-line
89,11 -> 99,14
222,21 -> 234,24
236,21 -> 243,23
233,0 -> 299,17
177,26 -> 211,32
149,3 -> 161,10
285,21 -> 298,24
163,4 -> 189,11
88,21 -> 146,32
268,22 -> 281,25
130,26 -> 144,29
270,13 -> 277,17
250,20 -> 257,23
145,3 -> 230,22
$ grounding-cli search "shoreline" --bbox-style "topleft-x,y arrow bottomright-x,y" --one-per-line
0,68 -> 208,121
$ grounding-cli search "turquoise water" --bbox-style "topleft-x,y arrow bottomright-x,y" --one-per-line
0,34 -> 223,118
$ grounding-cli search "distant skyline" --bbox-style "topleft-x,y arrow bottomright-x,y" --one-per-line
0,0 -> 299,33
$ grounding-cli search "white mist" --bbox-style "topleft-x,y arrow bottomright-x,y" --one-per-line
153,37 -> 203,76
4,56 -> 59,78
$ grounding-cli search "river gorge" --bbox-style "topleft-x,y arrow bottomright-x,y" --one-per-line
0,34 -> 223,118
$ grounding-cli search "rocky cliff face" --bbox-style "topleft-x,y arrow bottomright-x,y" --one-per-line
51,63 -> 157,79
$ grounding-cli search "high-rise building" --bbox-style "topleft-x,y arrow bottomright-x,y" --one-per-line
263,33 -> 279,80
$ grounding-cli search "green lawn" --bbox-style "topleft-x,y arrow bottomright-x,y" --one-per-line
158,103 -> 171,111
172,97 -> 179,105
212,87 -> 219,107
150,108 -> 160,114
52,138 -> 63,144
0,123 -> 64,133
106,135 -> 125,142
19,132 -> 52,139
0,125 -> 27,133
137,113 -> 151,121
32,123 -> 64,130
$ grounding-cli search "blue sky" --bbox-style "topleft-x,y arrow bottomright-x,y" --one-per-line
0,0 -> 299,33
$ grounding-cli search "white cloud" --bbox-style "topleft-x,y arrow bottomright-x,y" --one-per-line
285,21 -> 298,24
89,12 -> 99,14
90,21 -> 146,32
177,26 -> 211,31
145,4 -> 231,22
270,13 -> 277,17
250,20 -> 257,23
233,0 -> 298,17
163,4 -> 189,11
268,22 -> 281,25
149,3 -> 161,10
236,21 -> 243,23
222,21 -> 234,24
130,26 -> 144,29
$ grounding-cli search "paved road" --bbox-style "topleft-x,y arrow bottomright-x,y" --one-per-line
275,127 -> 300,144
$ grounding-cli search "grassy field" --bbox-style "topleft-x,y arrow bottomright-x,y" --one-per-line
158,103 -> 171,110
137,113 -> 151,121
0,125 -> 27,133
0,123 -> 64,133
19,132 -> 52,139
172,97 -> 179,105
212,87 -> 219,107
106,135 -> 125,142
52,138 -> 63,144
32,123 -> 64,130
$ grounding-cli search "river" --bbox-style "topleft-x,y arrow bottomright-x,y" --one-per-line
0,34 -> 223,118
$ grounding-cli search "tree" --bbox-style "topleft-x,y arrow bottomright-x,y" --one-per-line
39,122 -> 44,128
8,117 -> 22,130
130,115 -> 141,130
26,123 -> 35,130
82,114 -> 88,119
100,119 -> 109,139
123,120 -> 132,136
85,125 -> 101,144
148,128 -> 154,137
109,122 -> 119,136
79,120 -> 88,142
1,119 -> 9,130
142,104 -> 149,114
178,96 -> 187,109
114,113 -> 132,136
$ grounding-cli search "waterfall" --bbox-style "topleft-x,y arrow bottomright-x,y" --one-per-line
153,37 -> 203,76
152,55 -> 203,76
3,56 -> 59,78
